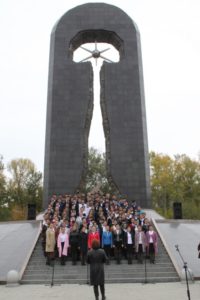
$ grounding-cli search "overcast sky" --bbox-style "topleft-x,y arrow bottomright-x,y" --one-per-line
0,0 -> 200,172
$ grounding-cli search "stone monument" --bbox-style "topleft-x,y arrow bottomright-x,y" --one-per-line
43,3 -> 151,208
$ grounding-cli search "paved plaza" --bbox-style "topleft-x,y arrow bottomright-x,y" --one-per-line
0,282 -> 200,300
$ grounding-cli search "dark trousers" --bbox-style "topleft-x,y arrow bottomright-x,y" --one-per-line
114,242 -> 122,263
137,244 -> 144,263
93,284 -> 105,299
46,252 -> 54,265
122,244 -> 127,259
60,242 -> 66,265
71,243 -> 78,265
149,243 -> 155,263
46,254 -> 51,265
104,245 -> 111,263
80,251 -> 87,265
127,244 -> 133,264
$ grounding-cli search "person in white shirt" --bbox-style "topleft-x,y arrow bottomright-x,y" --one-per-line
124,226 -> 135,264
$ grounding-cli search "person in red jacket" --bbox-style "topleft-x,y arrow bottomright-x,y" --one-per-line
88,226 -> 100,250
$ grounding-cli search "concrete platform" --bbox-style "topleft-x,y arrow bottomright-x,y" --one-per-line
154,219 -> 200,279
0,221 -> 41,283
0,282 -> 200,300
145,209 -> 165,220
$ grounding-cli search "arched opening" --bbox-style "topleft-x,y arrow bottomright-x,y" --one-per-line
69,30 -> 123,192
73,41 -> 120,153
69,29 -> 124,57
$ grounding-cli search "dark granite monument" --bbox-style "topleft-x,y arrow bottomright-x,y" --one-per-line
43,3 -> 151,208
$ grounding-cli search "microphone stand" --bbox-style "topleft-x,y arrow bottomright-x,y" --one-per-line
175,245 -> 191,300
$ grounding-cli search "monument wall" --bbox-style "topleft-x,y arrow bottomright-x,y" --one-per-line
43,3 -> 151,208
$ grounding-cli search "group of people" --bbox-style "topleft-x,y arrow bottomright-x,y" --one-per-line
42,192 -> 158,267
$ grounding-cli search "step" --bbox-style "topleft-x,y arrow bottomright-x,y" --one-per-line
21,276 -> 179,285
23,272 -> 178,281
21,230 -> 180,284
26,264 -> 174,273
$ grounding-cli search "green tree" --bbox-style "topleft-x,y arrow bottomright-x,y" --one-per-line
173,154 -> 200,218
84,147 -> 117,194
150,152 -> 174,217
0,155 -> 6,199
0,155 -> 11,221
7,158 -> 43,211
150,151 -> 200,219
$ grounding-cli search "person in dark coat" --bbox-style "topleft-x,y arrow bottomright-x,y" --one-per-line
113,224 -> 123,264
87,239 -> 107,300
123,226 -> 135,264
198,243 -> 200,258
79,226 -> 88,265
69,224 -> 79,265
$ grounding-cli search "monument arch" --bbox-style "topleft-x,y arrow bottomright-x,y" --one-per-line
43,3 -> 151,208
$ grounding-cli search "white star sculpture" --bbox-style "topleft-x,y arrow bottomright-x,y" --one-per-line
79,41 -> 114,65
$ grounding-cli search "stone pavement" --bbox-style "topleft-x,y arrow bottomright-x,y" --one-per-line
0,282 -> 200,300
155,219 -> 200,279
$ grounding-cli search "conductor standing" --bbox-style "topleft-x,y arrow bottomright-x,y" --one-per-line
87,239 -> 107,300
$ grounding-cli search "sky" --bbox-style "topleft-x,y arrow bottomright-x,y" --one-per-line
0,0 -> 200,172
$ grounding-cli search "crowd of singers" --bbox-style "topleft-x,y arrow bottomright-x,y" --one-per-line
42,192 -> 158,266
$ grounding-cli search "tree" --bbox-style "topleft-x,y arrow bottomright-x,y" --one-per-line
0,155 -> 6,199
150,151 -> 200,219
173,154 -> 200,218
7,158 -> 43,212
150,152 -> 175,217
84,147 -> 117,194
0,155 -> 11,221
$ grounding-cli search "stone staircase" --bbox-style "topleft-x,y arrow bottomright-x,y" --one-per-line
21,233 -> 180,284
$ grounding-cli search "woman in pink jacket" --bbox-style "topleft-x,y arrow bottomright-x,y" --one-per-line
57,226 -> 69,265
146,225 -> 158,264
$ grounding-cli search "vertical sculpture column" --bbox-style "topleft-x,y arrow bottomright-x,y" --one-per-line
43,3 -> 151,208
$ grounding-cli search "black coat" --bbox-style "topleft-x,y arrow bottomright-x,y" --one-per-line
79,232 -> 88,253
198,243 -> 200,258
87,248 -> 107,285
113,231 -> 123,246
69,231 -> 79,245
123,231 -> 135,247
